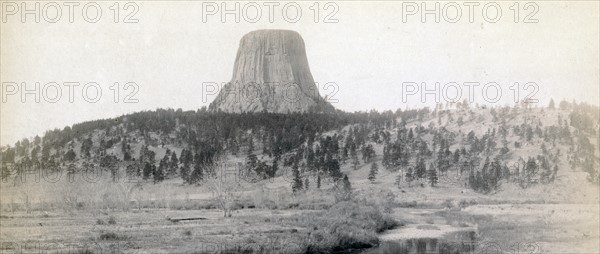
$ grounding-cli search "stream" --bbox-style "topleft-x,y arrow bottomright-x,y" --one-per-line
364,230 -> 478,254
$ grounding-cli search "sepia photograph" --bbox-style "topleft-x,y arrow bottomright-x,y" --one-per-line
0,1 -> 599,253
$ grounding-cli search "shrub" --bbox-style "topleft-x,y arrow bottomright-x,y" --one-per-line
398,200 -> 418,208
299,201 -> 399,252
99,232 -> 126,241
442,199 -> 454,209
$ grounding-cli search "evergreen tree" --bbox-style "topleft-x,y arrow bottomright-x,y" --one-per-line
80,137 -> 93,157
180,149 -> 191,166
361,144 -> 375,163
291,164 -> 303,193
486,157 -> 502,191
189,161 -> 204,184
335,174 -> 352,201
475,171 -> 483,191
341,146 -> 348,164
170,152 -> 179,170
405,167 -> 414,186
159,154 -> 169,176
247,136 -> 254,155
453,149 -> 460,163
180,164 -> 190,183
123,151 -> 132,161
246,153 -> 258,173
153,165 -> 164,183
468,169 -> 476,189
326,158 -> 342,180
415,157 -> 426,179
524,157 -> 538,185
317,173 -> 321,189
427,163 -> 438,187
270,158 -> 279,178
351,144 -> 360,170
343,174 -> 352,192
550,164 -> 559,182
539,156 -> 551,183
143,162 -> 153,180
64,149 -> 76,162
368,162 -> 379,182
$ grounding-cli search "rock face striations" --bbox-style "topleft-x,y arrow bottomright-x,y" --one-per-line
209,30 -> 333,113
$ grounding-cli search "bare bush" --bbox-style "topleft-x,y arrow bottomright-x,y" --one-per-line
206,161 -> 242,217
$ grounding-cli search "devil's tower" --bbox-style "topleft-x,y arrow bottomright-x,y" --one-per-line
209,30 -> 332,113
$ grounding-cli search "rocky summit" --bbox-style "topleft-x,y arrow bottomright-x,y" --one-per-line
209,30 -> 332,113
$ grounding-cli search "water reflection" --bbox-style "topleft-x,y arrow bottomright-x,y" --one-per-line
365,231 -> 477,254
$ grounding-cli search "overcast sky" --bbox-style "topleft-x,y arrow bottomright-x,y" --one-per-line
1,1 -> 599,145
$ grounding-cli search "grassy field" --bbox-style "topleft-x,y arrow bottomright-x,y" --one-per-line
1,162 -> 599,253
2,208 -> 311,253
2,184 -> 598,254
2,201 -> 597,253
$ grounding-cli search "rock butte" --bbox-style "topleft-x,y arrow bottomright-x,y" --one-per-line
210,30 -> 332,113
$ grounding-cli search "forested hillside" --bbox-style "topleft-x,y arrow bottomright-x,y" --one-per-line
1,99 -> 598,194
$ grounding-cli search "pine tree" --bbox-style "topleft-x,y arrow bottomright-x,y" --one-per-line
180,164 -> 190,183
427,163 -> 438,187
486,157 -> 502,191
317,173 -> 321,189
247,136 -> 254,155
143,162 -> 153,180
81,137 -> 93,157
341,146 -> 348,164
327,158 -> 342,180
153,165 -> 164,183
159,154 -> 169,176
368,162 -> 379,182
415,157 -> 426,179
468,169 -> 476,189
337,174 -> 352,201
246,153 -> 258,173
453,149 -> 460,163
271,159 -> 279,178
170,152 -> 179,170
64,149 -> 76,161
123,151 -> 132,161
550,164 -> 558,182
291,165 -> 303,193
343,175 -> 352,190
405,167 -> 414,186
351,145 -> 360,170
539,156 -> 551,183
524,157 -> 538,185
180,149 -> 191,166
189,161 -> 204,184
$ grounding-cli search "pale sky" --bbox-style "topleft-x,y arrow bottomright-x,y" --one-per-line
1,1 -> 599,145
